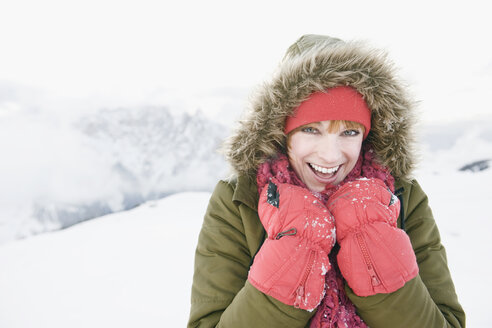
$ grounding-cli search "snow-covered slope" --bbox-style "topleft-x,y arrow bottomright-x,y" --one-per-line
417,171 -> 492,328
0,192 -> 210,328
0,170 -> 491,327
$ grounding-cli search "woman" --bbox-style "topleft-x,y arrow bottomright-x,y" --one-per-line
188,35 -> 465,327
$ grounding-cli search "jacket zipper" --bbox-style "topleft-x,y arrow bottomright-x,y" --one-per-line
275,228 -> 297,240
294,249 -> 315,308
355,232 -> 381,287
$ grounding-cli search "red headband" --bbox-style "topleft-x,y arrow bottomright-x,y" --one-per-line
284,86 -> 371,139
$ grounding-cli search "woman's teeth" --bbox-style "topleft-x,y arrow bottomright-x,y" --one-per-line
310,163 -> 340,174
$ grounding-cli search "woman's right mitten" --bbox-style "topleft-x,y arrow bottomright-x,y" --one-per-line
248,179 -> 336,311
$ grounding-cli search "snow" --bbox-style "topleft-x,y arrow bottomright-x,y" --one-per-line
417,171 -> 492,328
0,192 -> 209,328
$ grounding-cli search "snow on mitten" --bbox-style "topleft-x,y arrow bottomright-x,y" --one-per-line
248,179 -> 336,311
327,178 -> 418,296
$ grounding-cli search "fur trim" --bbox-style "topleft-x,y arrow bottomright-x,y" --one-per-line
223,34 -> 417,182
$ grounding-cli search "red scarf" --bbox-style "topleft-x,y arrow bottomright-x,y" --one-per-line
256,143 -> 395,328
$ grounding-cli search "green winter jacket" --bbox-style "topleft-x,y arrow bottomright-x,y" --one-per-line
188,34 -> 465,327
188,175 -> 465,327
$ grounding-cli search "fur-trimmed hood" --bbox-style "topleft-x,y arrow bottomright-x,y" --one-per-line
224,34 -> 417,182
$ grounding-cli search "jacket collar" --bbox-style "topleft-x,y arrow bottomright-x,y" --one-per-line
232,174 -> 259,211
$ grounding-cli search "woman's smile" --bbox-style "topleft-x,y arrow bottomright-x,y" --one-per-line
307,162 -> 342,186
309,163 -> 340,174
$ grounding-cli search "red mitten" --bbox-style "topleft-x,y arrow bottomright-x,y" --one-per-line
248,179 -> 336,311
327,178 -> 418,296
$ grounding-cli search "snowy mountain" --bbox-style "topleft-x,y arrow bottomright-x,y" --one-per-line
76,105 -> 228,202
0,106 -> 228,244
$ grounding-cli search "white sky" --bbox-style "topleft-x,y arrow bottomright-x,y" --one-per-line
1,0 -> 491,123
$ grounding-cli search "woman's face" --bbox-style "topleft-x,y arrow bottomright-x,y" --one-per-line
287,120 -> 363,192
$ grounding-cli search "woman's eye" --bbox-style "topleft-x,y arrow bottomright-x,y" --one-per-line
343,129 -> 360,136
301,127 -> 318,134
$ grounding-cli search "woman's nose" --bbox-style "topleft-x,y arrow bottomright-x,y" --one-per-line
316,136 -> 342,163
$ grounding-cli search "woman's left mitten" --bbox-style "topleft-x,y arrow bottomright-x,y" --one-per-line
327,178 -> 418,296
